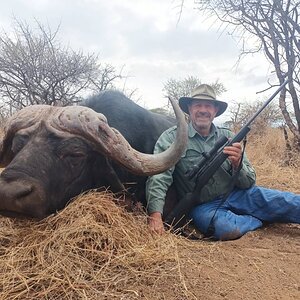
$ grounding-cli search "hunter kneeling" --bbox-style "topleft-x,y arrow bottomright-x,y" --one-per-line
146,83 -> 300,241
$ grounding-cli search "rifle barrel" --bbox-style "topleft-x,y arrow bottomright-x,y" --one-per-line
244,78 -> 290,127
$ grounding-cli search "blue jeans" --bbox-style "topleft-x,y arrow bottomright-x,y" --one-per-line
190,186 -> 300,240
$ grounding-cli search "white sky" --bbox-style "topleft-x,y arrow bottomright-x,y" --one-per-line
0,0 -> 278,122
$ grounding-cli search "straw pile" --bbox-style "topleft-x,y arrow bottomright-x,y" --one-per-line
0,191 -> 185,299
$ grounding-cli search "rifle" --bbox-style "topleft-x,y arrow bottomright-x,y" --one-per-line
165,79 -> 290,225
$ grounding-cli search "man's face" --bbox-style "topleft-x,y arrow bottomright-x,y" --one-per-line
188,100 -> 219,135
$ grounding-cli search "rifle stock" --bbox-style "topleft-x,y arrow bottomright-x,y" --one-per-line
165,79 -> 290,225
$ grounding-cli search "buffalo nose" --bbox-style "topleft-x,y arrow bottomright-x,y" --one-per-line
14,183 -> 33,198
0,180 -> 33,199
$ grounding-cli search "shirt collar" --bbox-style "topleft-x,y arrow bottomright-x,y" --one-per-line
188,122 -> 218,139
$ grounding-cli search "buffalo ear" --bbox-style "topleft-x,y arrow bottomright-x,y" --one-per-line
0,105 -> 49,168
0,131 -> 14,167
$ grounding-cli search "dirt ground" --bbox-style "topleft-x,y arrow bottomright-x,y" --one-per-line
177,224 -> 300,300
123,223 -> 300,300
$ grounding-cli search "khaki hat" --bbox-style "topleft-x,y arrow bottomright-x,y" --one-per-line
178,84 -> 228,117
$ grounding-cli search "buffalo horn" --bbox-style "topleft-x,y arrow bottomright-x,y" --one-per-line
49,98 -> 188,176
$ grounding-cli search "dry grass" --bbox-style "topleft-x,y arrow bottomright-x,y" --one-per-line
0,128 -> 299,299
247,128 -> 300,193
0,192 -> 188,299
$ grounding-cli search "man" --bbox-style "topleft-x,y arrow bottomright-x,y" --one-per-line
146,84 -> 300,240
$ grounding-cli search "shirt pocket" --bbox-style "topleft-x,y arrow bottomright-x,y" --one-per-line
177,149 -> 204,180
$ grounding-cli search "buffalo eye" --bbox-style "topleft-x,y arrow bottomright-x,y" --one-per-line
63,152 -> 87,168
11,134 -> 29,154
57,138 -> 89,168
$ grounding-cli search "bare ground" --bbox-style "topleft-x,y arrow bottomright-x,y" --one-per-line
123,223 -> 299,300
177,224 -> 300,300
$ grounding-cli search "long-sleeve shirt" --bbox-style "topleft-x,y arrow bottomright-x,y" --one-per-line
146,122 -> 256,214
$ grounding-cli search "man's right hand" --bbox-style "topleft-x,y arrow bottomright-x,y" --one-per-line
148,212 -> 165,234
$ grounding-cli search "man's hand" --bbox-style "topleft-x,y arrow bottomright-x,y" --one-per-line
223,142 -> 243,170
148,212 -> 165,234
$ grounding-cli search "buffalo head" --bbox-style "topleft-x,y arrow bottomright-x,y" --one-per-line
0,98 -> 187,218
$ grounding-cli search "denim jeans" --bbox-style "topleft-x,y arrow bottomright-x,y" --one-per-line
190,186 -> 300,240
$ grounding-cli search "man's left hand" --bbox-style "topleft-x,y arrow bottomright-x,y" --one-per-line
223,142 -> 243,170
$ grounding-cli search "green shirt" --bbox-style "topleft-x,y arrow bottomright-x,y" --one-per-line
146,122 -> 256,214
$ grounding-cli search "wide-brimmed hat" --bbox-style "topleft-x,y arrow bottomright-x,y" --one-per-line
178,84 -> 228,117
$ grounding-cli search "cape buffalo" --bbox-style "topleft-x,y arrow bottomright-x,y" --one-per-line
0,91 -> 187,218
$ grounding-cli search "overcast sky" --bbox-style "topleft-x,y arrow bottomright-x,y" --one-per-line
0,0 -> 276,121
